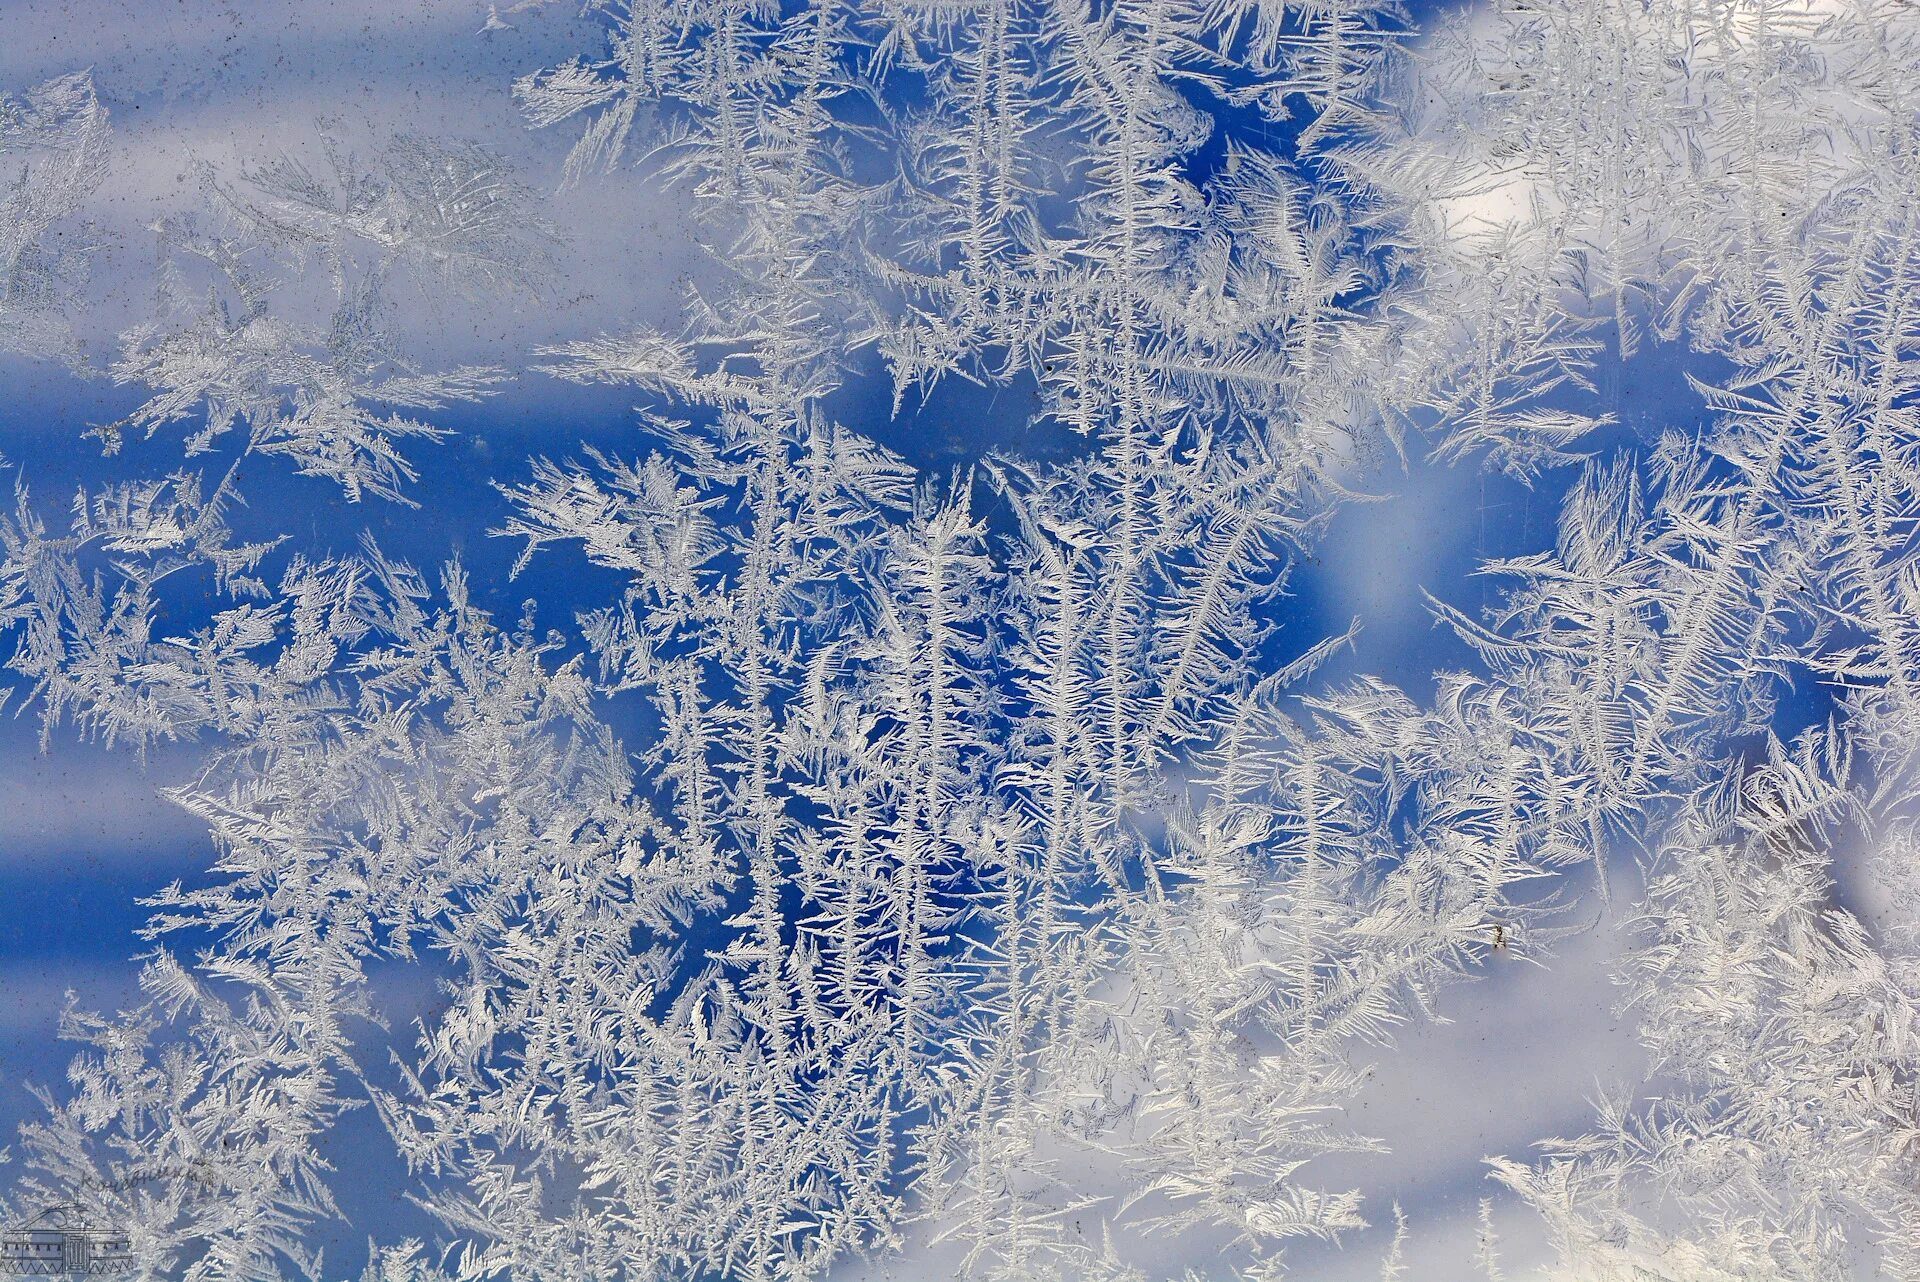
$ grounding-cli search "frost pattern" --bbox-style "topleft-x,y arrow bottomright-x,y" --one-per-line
0,1 -> 1918,1280
0,71 -> 109,361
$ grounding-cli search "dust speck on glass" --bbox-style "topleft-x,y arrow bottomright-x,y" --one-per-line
1,1 -> 1916,1279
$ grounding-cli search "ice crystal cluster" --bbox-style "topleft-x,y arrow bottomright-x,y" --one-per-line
2,1 -> 1919,1279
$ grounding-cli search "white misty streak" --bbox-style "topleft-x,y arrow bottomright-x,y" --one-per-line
0,0 -> 705,378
